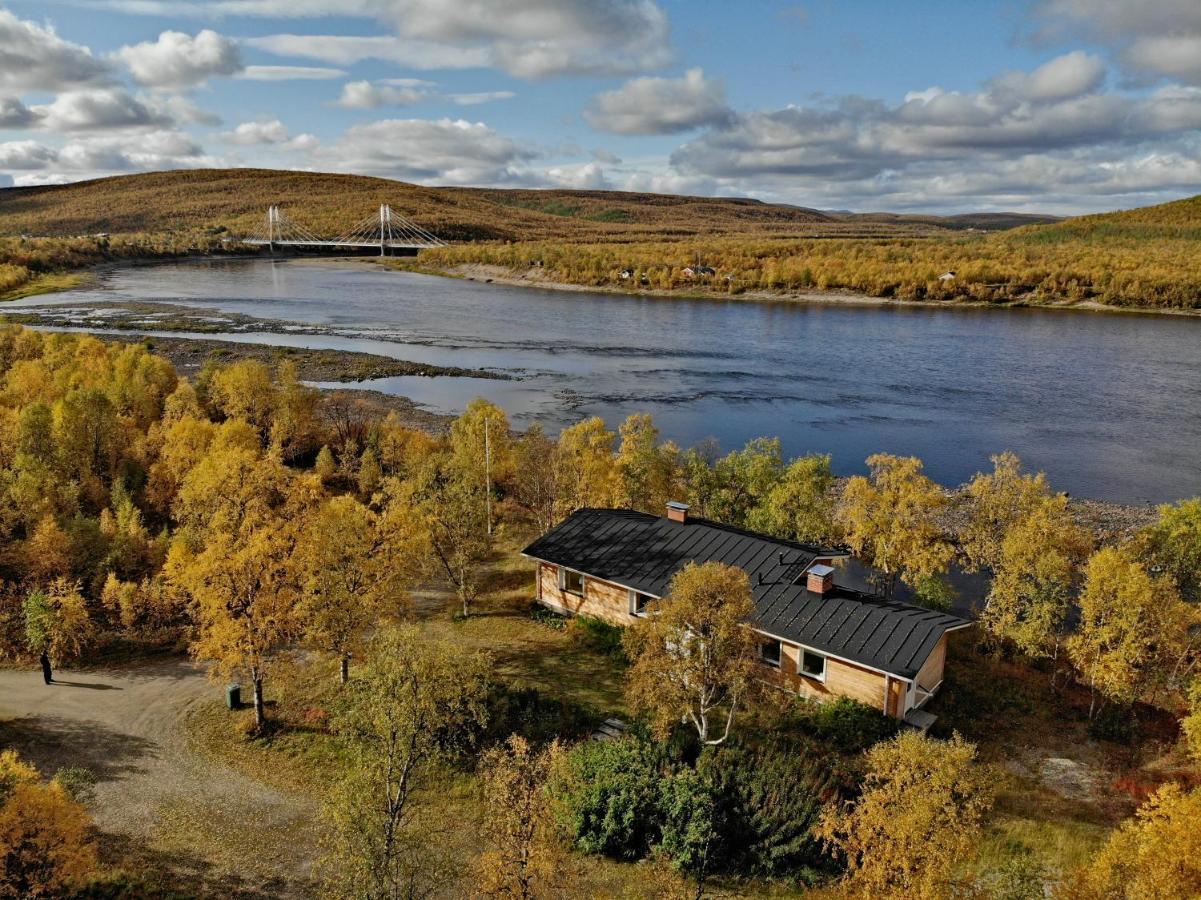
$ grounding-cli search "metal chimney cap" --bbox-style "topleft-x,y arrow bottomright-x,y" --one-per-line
666,501 -> 691,512
808,564 -> 835,577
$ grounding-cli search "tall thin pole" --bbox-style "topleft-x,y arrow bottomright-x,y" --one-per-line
484,417 -> 493,536
379,204 -> 387,257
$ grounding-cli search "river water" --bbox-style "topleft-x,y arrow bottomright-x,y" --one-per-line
13,258 -> 1201,504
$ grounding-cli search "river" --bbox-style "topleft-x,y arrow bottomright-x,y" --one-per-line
11,257 -> 1201,504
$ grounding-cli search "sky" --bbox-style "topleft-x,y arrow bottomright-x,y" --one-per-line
1,0 -> 1200,214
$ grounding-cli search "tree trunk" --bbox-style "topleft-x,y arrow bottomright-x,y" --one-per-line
252,669 -> 266,728
339,654 -> 350,684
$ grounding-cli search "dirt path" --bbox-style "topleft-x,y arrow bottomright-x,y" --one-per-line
0,658 -> 318,898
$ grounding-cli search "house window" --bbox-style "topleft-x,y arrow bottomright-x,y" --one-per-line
560,568 -> 584,596
629,590 -> 654,617
800,649 -> 826,681
759,639 -> 781,668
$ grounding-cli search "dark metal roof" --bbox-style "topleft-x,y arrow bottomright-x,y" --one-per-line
522,508 -> 969,680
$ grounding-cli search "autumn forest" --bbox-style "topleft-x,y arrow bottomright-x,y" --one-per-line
0,323 -> 1199,897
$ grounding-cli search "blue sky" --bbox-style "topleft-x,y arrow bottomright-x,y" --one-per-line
2,0 -> 1200,213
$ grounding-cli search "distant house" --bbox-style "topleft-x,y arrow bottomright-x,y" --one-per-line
523,503 -> 970,722
681,265 -> 716,279
938,271 -> 956,281
619,269 -> 633,280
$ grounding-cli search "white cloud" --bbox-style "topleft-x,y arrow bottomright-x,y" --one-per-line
1,130 -> 217,184
32,88 -> 173,132
316,117 -> 535,185
0,97 -> 38,128
1034,0 -> 1201,39
332,79 -> 513,108
0,140 -> 59,169
222,118 -> 317,150
0,9 -> 112,92
116,29 -> 242,88
991,51 -> 1106,103
658,50 -> 1201,213
1125,35 -> 1201,85
544,161 -> 610,190
245,33 -> 492,70
584,68 -> 731,135
1035,0 -> 1201,85
449,91 -> 515,105
146,92 -> 221,125
223,119 -> 290,144
237,0 -> 671,78
335,80 -> 433,108
241,65 -> 346,80
58,130 -> 210,173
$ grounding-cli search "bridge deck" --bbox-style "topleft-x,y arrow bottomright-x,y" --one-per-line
243,239 -> 435,248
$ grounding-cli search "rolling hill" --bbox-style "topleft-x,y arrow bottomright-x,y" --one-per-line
1,168 -> 1198,310
0,168 -> 959,243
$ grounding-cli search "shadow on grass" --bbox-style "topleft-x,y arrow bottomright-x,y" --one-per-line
92,830 -> 316,900
0,715 -> 156,783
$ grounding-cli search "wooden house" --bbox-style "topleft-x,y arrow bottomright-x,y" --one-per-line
522,503 -> 970,724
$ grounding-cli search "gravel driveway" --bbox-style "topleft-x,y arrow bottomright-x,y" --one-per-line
0,657 -> 318,898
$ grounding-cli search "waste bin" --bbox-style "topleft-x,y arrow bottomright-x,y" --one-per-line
226,683 -> 241,710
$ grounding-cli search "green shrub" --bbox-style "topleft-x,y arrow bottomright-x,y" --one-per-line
658,765 -> 723,878
573,615 -> 627,662
53,766 -> 97,804
795,697 -> 900,754
548,736 -> 667,860
528,602 -> 567,630
697,741 -> 842,880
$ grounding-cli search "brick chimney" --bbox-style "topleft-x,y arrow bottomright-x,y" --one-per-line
666,501 -> 690,524
807,563 -> 835,595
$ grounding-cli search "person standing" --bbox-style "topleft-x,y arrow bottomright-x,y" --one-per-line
40,651 -> 52,685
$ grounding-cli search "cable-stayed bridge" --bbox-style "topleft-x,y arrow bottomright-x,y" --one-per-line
240,204 -> 447,254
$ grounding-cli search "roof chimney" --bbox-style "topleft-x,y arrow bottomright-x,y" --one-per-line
666,501 -> 690,524
807,564 -> 835,596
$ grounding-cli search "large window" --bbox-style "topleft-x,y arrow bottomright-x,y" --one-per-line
560,568 -> 584,595
629,590 -> 654,617
759,639 -> 782,668
800,649 -> 826,681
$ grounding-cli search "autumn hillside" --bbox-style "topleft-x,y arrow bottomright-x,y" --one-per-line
0,168 -> 942,243
1,168 -> 1199,309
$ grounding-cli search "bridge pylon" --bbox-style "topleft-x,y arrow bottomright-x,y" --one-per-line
240,203 -> 447,252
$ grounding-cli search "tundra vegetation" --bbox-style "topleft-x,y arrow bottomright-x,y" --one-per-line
0,324 -> 1198,896
2,170 -> 1201,310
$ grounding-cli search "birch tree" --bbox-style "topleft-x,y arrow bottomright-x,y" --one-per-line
473,735 -> 573,899
961,451 -> 1053,573
1066,546 -> 1194,716
837,453 -> 954,598
817,732 -> 995,900
321,626 -> 490,899
623,561 -> 758,746
296,494 -> 430,684
982,494 -> 1092,661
